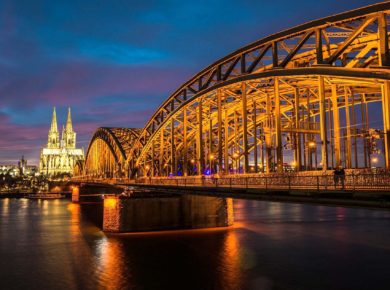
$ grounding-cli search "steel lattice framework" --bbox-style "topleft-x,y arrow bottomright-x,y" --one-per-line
84,127 -> 140,178
81,2 -> 390,179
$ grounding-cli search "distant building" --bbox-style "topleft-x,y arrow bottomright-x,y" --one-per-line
0,156 -> 37,177
39,107 -> 84,176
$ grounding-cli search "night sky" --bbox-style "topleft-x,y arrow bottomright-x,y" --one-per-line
0,0 -> 381,165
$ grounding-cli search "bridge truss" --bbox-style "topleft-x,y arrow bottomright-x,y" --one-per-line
81,2 -> 390,179
84,127 -> 140,178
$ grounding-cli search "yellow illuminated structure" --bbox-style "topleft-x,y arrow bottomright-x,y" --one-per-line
77,3 -> 390,179
39,107 -> 84,177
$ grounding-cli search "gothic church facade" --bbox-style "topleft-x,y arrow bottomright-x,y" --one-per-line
39,108 -> 84,176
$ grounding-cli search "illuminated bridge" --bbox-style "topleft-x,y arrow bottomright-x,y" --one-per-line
76,3 -> 390,188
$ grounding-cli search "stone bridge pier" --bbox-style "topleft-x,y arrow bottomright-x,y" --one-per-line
102,193 -> 234,233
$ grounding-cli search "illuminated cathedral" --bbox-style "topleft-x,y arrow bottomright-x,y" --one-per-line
39,107 -> 84,176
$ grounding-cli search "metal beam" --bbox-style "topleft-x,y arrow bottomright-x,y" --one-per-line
318,76 -> 328,170
274,77 -> 283,172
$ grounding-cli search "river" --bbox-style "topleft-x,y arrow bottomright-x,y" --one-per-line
0,197 -> 389,290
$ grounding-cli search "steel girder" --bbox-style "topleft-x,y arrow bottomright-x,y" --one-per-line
126,3 -> 390,177
84,127 -> 139,177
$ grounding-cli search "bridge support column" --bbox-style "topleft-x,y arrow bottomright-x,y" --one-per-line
159,130 -> 164,176
171,119 -> 176,175
253,101 -> 258,173
208,107 -> 213,173
274,77 -> 283,173
197,100 -> 204,175
183,108 -> 188,176
224,108 -> 229,174
242,82 -> 249,173
294,88 -> 302,171
318,76 -> 328,171
332,85 -> 341,168
265,93 -> 272,173
345,87 -> 352,168
151,140 -> 155,177
217,90 -> 223,174
382,81 -> 390,170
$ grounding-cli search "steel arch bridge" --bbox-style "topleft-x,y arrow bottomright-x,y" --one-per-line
83,127 -> 140,178
80,2 -> 390,180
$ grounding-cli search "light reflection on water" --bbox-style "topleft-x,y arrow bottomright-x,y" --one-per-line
0,197 -> 390,290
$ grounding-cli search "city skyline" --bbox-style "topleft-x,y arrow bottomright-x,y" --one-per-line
0,0 -> 381,164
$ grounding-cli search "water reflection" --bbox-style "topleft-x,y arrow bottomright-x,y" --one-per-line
0,197 -> 390,290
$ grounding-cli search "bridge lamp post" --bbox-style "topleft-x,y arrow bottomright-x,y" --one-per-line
145,165 -> 150,177
164,163 -> 168,176
291,161 -> 297,172
232,152 -> 239,175
209,154 -> 215,175
308,141 -> 317,170
190,159 -> 196,175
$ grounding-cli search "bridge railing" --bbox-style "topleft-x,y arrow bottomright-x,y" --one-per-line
134,173 -> 390,192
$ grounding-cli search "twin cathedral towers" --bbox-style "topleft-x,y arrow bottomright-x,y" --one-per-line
39,107 -> 84,176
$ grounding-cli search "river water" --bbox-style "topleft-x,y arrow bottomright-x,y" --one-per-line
0,197 -> 389,290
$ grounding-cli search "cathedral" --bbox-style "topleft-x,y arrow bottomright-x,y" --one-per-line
39,107 -> 84,177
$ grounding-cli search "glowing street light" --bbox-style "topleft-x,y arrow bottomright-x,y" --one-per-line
308,141 -> 316,148
209,154 -> 215,174
232,152 -> 240,174
144,165 -> 150,177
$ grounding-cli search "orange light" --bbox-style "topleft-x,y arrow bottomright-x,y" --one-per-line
104,197 -> 117,209
372,157 -> 378,163
145,165 -> 150,170
308,141 -> 316,148
190,159 -> 196,164
209,154 -> 215,160
232,152 -> 239,159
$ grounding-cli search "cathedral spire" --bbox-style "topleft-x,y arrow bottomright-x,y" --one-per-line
66,107 -> 73,132
50,107 -> 58,132
48,107 -> 59,148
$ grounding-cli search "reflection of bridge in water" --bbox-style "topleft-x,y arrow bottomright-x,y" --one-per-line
75,3 -> 390,192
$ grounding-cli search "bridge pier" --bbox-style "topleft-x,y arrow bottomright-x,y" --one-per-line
71,186 -> 80,203
103,194 -> 233,233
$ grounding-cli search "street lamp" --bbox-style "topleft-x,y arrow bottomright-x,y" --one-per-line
209,154 -> 215,174
145,165 -> 150,177
232,152 -> 239,174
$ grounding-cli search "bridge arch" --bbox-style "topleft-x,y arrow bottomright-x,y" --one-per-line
84,127 -> 140,178
127,3 -> 390,177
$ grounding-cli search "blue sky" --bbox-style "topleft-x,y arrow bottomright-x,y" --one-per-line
0,0 -> 381,164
